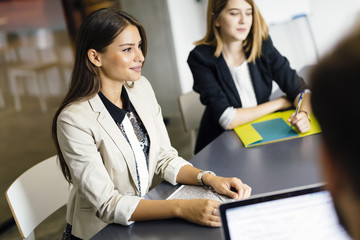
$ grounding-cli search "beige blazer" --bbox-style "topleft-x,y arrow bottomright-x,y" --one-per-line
57,76 -> 190,239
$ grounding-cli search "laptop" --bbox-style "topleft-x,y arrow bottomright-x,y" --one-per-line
219,183 -> 351,240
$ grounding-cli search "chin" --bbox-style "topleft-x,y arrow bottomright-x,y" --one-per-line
130,74 -> 142,82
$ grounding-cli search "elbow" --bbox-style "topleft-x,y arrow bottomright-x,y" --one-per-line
226,123 -> 235,130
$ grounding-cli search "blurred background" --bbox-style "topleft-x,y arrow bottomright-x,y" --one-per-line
0,0 -> 360,239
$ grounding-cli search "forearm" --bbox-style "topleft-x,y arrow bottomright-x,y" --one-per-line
130,199 -> 182,221
227,97 -> 290,129
294,92 -> 312,115
176,164 -> 202,185
175,165 -> 219,189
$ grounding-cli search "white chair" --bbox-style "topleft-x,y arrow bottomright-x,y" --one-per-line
178,91 -> 205,155
5,155 -> 71,240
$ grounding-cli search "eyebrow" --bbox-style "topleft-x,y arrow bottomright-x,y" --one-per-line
228,7 -> 253,11
119,40 -> 142,47
119,43 -> 135,47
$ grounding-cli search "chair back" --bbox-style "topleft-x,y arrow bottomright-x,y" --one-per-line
178,90 -> 205,133
178,91 -> 205,155
5,155 -> 70,240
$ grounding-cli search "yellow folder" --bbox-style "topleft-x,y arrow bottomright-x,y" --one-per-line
234,110 -> 322,147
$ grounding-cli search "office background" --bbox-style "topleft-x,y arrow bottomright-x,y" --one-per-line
0,0 -> 359,239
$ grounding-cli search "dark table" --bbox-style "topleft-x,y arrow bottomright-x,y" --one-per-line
91,131 -> 322,240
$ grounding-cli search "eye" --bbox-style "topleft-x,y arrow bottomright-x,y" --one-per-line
138,42 -> 142,49
229,11 -> 239,16
123,47 -> 131,52
246,11 -> 253,16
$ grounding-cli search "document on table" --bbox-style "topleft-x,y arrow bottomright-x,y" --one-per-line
234,110 -> 322,147
166,185 -> 234,202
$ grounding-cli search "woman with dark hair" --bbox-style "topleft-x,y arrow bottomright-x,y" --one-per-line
52,8 -> 251,240
188,0 -> 312,153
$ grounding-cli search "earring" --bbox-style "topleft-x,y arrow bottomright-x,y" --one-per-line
125,81 -> 135,88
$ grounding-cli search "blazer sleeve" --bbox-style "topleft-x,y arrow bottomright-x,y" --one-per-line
188,47 -> 233,122
140,78 -> 192,185
262,38 -> 307,102
57,106 -> 141,226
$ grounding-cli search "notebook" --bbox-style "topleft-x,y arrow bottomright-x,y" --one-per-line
234,110 -> 322,147
166,185 -> 233,202
219,184 -> 351,240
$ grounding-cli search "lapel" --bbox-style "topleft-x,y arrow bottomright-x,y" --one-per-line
217,54 -> 242,106
88,95 -> 140,193
247,61 -> 263,104
125,81 -> 157,172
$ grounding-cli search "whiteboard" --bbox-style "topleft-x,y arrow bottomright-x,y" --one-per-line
256,0 -> 311,25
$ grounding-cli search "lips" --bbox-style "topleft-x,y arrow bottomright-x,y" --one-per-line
130,66 -> 142,72
237,28 -> 247,32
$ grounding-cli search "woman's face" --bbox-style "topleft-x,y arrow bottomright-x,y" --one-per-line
97,24 -> 144,84
216,0 -> 253,43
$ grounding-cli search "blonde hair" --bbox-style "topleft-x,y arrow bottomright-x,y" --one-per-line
195,0 -> 269,62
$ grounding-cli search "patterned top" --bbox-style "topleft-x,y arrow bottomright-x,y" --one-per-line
98,87 -> 150,196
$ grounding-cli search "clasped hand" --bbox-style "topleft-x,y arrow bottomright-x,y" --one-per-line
179,176 -> 251,227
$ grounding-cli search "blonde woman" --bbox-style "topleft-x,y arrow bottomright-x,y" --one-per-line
188,0 -> 312,153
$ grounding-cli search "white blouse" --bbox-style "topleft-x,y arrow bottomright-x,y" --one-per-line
219,61 -> 257,129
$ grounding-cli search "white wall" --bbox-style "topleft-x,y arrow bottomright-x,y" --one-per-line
310,0 -> 360,56
166,0 -> 208,93
260,0 -> 360,72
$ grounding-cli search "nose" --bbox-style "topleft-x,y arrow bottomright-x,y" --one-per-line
135,48 -> 145,63
239,12 -> 244,24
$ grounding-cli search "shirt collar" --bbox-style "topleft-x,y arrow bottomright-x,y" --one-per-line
98,86 -> 134,124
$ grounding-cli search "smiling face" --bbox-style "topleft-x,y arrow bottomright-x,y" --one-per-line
216,0 -> 253,43
92,24 -> 144,85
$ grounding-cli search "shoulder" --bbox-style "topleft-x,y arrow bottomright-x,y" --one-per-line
58,97 -> 98,125
260,36 -> 276,56
188,45 -> 217,63
259,36 -> 286,61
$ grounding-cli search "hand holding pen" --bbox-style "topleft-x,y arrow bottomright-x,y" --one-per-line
288,90 -> 311,133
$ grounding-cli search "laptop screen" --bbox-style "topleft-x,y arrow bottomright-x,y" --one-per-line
220,185 -> 351,240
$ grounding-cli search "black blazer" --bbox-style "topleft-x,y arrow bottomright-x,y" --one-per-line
187,37 -> 307,153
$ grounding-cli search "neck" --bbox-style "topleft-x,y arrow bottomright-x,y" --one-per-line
222,41 -> 246,67
100,82 -> 124,109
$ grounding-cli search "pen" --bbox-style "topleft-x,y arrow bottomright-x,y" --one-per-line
290,90 -> 305,129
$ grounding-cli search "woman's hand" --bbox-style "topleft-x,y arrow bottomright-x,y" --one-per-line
176,199 -> 221,227
287,111 -> 311,133
203,174 -> 252,200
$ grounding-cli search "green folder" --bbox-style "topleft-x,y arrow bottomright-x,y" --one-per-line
234,110 -> 322,147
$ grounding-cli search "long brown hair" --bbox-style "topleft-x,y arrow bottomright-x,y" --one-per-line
52,8 -> 147,183
195,0 -> 268,62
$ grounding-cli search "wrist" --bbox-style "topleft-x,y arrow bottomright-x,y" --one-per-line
299,110 -> 311,121
197,170 -> 216,188
171,199 -> 183,218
